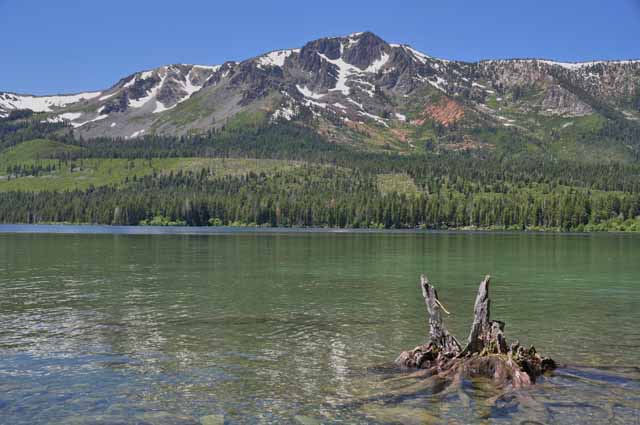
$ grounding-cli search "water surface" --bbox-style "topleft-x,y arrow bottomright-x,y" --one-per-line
1,226 -> 639,423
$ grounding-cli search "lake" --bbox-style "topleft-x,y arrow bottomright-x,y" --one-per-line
1,226 -> 639,424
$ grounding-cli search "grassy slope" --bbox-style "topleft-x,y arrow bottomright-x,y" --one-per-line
0,139 -> 302,192
377,173 -> 420,196
0,139 -> 81,164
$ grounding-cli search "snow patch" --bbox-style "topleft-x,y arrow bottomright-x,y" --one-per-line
59,112 -> 83,121
351,79 -> 376,97
317,52 -> 357,95
296,85 -> 326,100
153,69 -> 206,114
191,64 -> 222,72
0,91 -> 102,112
110,122 -> 117,128
130,129 -> 145,138
365,52 -> 389,73
403,46 -> 431,64
130,73 -> 166,109
395,112 -> 407,122
358,110 -> 388,127
424,76 -> 447,92
345,97 -> 364,110
99,92 -> 117,101
272,105 -> 297,121
122,77 -> 137,89
257,49 -> 298,68
72,114 -> 108,128
486,58 -> 640,70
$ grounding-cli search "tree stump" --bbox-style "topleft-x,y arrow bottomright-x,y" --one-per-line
396,274 -> 556,388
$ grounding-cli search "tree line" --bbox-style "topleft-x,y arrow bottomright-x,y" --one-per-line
0,167 -> 638,231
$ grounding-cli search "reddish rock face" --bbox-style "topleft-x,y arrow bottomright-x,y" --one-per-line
425,98 -> 465,127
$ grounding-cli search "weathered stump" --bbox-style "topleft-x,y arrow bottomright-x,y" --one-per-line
396,274 -> 555,388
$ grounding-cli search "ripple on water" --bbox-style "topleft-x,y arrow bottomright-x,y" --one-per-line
0,231 -> 639,423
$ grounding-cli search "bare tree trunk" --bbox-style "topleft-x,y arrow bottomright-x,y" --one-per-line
420,275 -> 461,355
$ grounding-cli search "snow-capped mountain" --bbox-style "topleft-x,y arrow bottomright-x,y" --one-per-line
2,31 -> 640,152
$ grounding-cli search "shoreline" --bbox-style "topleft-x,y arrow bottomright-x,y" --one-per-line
1,223 -> 638,236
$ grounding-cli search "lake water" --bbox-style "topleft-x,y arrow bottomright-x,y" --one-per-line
1,226 -> 639,424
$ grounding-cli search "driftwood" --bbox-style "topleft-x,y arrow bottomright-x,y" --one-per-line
396,274 -> 556,388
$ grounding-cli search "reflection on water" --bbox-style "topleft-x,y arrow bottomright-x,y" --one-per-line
0,229 -> 639,424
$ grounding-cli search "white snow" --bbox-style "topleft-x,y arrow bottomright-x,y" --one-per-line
58,112 -> 83,121
296,85 -> 326,100
110,122 -> 117,128
333,103 -> 347,109
302,98 -> 328,109
257,49 -> 299,68
562,121 -> 574,128
318,52 -> 356,95
130,129 -> 145,138
43,112 -> 83,124
358,110 -> 388,127
351,79 -> 376,97
425,76 -> 447,92
485,58 -> 640,70
315,49 -> 390,96
153,100 -> 171,114
72,114 -> 108,128
139,70 -> 154,80
472,82 -> 487,89
153,69 -> 206,114
130,73 -> 166,109
345,97 -> 364,110
342,32 -> 365,47
272,105 -> 296,121
0,91 -> 102,112
122,77 -> 137,88
99,92 -> 117,101
403,46 -> 431,64
191,64 -> 222,72
395,112 -> 407,122
537,60 -> 618,70
497,116 -> 515,123
364,52 -> 389,73
402,45 -> 450,65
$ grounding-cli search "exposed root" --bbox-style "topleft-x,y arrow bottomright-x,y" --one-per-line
396,275 -> 556,389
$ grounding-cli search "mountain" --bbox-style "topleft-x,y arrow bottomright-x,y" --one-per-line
2,31 -> 640,161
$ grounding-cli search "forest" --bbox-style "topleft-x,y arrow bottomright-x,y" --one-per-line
0,112 -> 639,231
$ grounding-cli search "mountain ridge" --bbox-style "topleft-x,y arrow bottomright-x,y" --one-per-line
2,31 -> 640,161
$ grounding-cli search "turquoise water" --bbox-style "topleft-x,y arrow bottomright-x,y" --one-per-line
0,226 -> 638,424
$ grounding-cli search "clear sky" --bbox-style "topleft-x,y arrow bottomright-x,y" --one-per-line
1,0 -> 639,95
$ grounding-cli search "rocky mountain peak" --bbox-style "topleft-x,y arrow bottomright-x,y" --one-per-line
2,31 -> 640,151
341,31 -> 390,70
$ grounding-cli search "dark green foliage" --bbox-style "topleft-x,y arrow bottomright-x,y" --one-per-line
0,166 -> 638,231
1,119 -> 640,230
0,113 -> 68,151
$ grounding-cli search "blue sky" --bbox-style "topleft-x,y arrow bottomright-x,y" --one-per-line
1,0 -> 639,95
